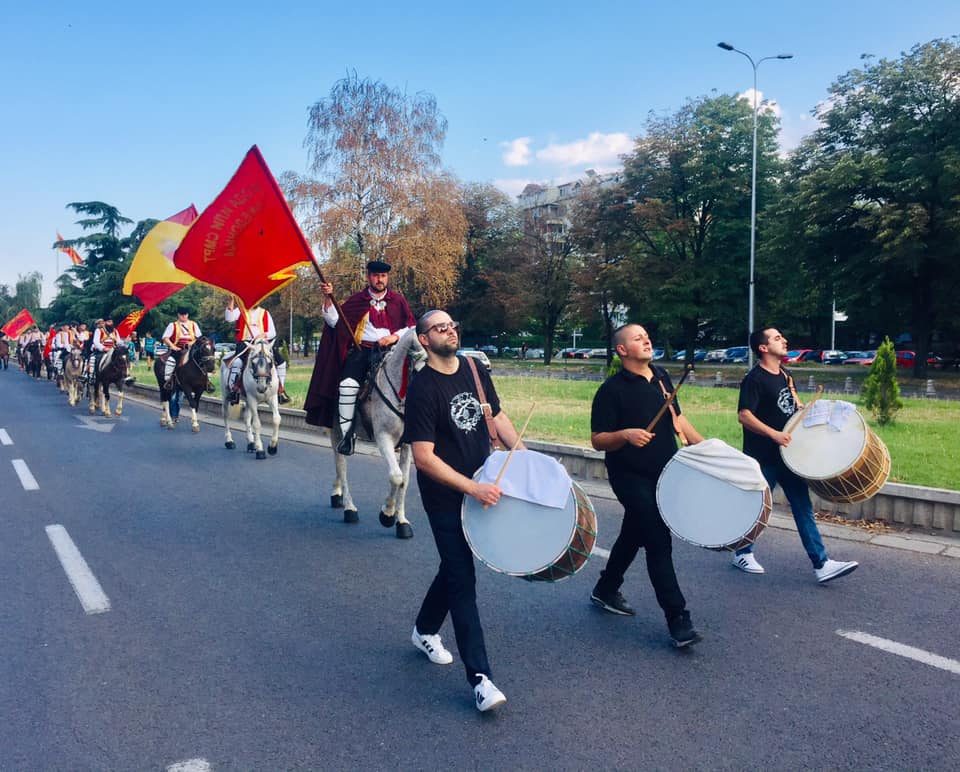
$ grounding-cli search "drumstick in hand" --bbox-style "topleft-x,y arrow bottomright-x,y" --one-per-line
483,402 -> 537,509
645,365 -> 694,433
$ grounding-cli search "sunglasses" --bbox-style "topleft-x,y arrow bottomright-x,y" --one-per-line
423,320 -> 460,335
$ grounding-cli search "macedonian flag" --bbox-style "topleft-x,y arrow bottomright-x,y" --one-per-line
1,308 -> 36,338
116,308 -> 147,339
173,146 -> 314,309
122,205 -> 200,310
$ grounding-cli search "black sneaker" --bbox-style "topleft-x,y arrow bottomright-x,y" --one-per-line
229,391 -> 240,405
590,589 -> 635,616
278,391 -> 291,404
667,611 -> 702,648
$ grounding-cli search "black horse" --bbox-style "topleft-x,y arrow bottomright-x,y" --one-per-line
89,345 -> 130,416
0,339 -> 9,370
23,340 -> 42,379
153,336 -> 216,432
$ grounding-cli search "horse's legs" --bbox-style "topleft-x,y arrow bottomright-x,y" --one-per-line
221,366 -> 236,448
332,441 -> 358,522
395,443 -> 413,533
88,381 -> 97,414
161,399 -> 173,429
189,393 -> 200,433
373,429 -> 406,530
245,396 -> 265,458
115,386 -> 124,416
267,394 -> 280,455
101,383 -> 111,416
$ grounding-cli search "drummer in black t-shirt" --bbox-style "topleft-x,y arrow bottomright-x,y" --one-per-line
732,327 -> 858,583
590,323 -> 706,648
402,309 -> 523,713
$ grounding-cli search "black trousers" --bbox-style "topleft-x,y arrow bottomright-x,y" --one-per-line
341,346 -> 373,382
595,474 -> 687,620
415,507 -> 491,687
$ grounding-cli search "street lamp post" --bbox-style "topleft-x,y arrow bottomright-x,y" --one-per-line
717,42 -> 792,369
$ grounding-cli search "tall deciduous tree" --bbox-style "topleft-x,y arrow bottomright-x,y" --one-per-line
292,72 -> 466,307
792,38 -> 960,376
617,95 -> 781,356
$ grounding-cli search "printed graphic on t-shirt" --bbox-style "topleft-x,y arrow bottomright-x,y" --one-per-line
450,392 -> 482,432
777,387 -> 795,416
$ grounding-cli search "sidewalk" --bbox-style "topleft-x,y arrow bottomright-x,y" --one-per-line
122,390 -> 960,561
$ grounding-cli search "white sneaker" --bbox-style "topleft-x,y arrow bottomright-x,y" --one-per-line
474,674 -> 506,713
815,559 -> 858,584
731,552 -> 765,574
411,627 -> 453,665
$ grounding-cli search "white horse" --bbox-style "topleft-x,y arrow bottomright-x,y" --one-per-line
330,328 -> 427,539
221,340 -> 281,460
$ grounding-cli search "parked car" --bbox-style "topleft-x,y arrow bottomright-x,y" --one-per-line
572,348 -> 593,359
587,348 -> 608,359
523,348 -> 544,360
821,349 -> 848,365
896,350 -> 947,369
652,348 -> 665,361
673,349 -> 707,362
557,347 -> 579,359
843,350 -> 876,366
458,349 -> 492,370
782,349 -> 813,363
722,346 -> 749,364
704,349 -> 727,363
478,344 -> 498,356
799,349 -> 824,363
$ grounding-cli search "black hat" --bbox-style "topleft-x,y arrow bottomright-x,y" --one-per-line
366,259 -> 391,273
177,306 -> 190,315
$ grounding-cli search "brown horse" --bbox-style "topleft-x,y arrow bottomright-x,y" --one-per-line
89,346 -> 130,416
153,336 -> 216,432
0,339 -> 9,370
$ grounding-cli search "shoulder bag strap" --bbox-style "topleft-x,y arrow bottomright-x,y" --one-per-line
464,355 -> 503,450
656,370 -> 688,447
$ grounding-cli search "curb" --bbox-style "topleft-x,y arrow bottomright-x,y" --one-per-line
120,388 -> 960,561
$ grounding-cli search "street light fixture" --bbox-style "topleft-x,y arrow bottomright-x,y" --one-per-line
717,42 -> 793,368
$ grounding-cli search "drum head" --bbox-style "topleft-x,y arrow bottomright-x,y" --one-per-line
657,457 -> 768,549
462,479 -> 577,576
781,409 -> 867,479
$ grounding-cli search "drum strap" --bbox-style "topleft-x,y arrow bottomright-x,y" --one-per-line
464,355 -> 503,450
784,368 -> 803,409
656,377 -> 688,447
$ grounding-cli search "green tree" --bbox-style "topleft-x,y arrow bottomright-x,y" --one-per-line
617,94 -> 781,356
792,38 -> 960,375
862,337 -> 903,424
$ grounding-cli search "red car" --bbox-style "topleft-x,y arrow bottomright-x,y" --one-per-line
896,351 -> 945,368
782,349 -> 814,363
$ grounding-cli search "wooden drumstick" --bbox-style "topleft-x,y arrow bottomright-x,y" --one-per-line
784,385 -> 825,439
483,402 -> 537,509
645,365 -> 694,433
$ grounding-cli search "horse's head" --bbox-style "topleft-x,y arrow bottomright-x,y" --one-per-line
246,340 -> 275,394
191,336 -> 217,373
68,348 -> 83,369
111,345 -> 130,373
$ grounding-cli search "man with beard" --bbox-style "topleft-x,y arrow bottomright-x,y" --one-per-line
304,260 -> 415,455
402,309 -> 522,712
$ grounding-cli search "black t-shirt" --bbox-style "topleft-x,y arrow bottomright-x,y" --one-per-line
590,365 -> 682,482
738,365 -> 798,463
401,356 -> 500,514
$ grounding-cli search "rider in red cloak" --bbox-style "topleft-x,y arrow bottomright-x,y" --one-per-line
303,259 -> 415,454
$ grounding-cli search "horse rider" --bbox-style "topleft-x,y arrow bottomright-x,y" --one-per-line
91,317 -> 122,380
304,259 -> 415,455
161,306 -> 204,390
52,322 -> 72,377
224,297 -> 291,405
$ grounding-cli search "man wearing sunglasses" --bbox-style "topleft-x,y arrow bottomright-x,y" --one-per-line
402,309 -> 523,712
304,259 -> 415,455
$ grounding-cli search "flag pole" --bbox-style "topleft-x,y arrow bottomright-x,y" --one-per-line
305,252 -> 359,351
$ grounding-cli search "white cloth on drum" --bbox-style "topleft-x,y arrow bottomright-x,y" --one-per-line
802,399 -> 857,431
670,439 -> 767,491
478,449 -> 571,509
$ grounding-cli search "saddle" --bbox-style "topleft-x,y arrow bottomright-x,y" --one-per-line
356,349 -> 388,404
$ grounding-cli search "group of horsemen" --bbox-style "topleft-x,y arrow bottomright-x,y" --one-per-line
11,318 -> 127,385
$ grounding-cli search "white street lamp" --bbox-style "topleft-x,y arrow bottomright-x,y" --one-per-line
718,42 -> 793,369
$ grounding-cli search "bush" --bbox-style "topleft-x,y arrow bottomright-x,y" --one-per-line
606,355 -> 622,377
861,337 -> 903,425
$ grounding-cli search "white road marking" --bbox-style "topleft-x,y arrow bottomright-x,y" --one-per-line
75,415 -> 127,433
45,525 -> 111,615
11,459 -> 39,490
0,428 -> 12,445
836,629 -> 960,676
592,546 -> 610,559
167,760 -> 211,772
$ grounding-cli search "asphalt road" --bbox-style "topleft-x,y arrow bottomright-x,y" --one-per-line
2,370 -> 958,770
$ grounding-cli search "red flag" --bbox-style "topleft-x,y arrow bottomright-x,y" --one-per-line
116,308 -> 147,339
56,231 -> 84,266
43,326 -> 56,358
1,309 -> 36,338
174,146 -> 313,308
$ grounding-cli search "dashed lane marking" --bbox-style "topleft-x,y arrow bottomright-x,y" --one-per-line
592,546 -> 610,559
11,459 -> 38,490
45,525 -> 111,615
836,629 -> 960,676
0,428 -> 12,445
167,760 -> 211,772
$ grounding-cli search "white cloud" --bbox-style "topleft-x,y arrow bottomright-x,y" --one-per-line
737,88 -> 782,119
535,132 -> 633,167
500,137 -> 532,167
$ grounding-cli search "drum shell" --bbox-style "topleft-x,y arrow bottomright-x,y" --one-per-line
461,478 -> 597,583
782,410 -> 891,504
656,455 -> 772,551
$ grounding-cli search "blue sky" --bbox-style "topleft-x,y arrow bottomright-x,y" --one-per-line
2,0 -> 957,302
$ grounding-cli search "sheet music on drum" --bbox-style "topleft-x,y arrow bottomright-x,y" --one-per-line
477,449 -> 571,509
